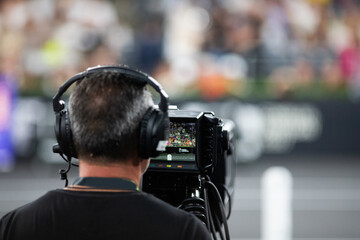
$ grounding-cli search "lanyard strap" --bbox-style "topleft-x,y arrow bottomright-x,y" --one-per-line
72,177 -> 139,191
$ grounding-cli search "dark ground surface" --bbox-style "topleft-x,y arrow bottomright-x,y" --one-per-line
1,154 -> 359,240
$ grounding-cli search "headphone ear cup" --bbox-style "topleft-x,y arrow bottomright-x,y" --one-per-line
139,107 -> 169,158
55,109 -> 78,159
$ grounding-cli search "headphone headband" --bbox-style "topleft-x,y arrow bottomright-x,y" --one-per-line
53,65 -> 170,160
53,65 -> 169,113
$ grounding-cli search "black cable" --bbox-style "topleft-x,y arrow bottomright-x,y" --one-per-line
58,152 -> 79,167
213,211 -> 225,240
203,176 -> 230,240
204,186 -> 218,240
58,154 -> 72,187
176,175 -> 231,240
202,179 -> 212,232
205,180 -> 230,240
205,182 -> 221,240
202,175 -> 229,240
218,184 -> 232,220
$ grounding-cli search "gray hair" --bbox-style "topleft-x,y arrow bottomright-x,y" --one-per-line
69,70 -> 154,162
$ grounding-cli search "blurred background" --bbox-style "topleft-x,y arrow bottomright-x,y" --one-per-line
0,0 -> 359,239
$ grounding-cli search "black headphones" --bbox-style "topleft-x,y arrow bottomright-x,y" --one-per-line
52,65 -> 169,161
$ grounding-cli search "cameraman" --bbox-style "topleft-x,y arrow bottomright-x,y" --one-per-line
0,67 -> 211,240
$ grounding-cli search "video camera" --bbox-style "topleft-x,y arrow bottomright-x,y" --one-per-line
142,107 -> 236,238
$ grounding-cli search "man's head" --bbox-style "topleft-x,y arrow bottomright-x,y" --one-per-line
69,70 -> 154,164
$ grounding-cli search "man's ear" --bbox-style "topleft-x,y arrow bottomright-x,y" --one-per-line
140,158 -> 151,174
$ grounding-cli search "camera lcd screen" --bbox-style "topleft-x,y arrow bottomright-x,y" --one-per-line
150,120 -> 197,171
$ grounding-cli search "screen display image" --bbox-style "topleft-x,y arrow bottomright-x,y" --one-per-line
167,122 -> 196,148
151,121 -> 196,164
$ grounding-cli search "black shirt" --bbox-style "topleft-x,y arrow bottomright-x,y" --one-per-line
0,189 -> 211,240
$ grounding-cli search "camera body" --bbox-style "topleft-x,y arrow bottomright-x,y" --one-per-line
142,108 -> 236,208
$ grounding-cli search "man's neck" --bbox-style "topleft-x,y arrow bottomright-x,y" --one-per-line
78,160 -> 143,187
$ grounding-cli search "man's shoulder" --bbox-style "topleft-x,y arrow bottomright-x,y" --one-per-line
1,190 -> 57,219
1,189 -> 193,220
136,192 -> 211,239
0,189 -> 212,240
133,191 -> 191,217
0,190 -> 58,239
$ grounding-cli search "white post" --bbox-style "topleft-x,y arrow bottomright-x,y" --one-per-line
261,166 -> 293,240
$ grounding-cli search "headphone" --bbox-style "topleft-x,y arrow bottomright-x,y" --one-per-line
52,65 -> 169,161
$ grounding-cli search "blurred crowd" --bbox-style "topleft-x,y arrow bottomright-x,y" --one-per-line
0,0 -> 360,100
